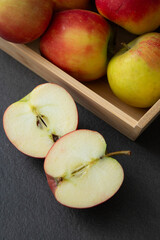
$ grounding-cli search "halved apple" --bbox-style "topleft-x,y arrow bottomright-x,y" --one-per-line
44,130 -> 127,208
3,83 -> 78,158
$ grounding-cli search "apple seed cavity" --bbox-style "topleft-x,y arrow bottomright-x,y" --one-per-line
33,106 -> 60,142
53,150 -> 130,186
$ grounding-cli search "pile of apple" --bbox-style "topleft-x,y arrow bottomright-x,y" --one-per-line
0,0 -> 160,107
1,0 -> 160,208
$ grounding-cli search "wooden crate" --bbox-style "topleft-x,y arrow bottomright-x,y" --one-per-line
0,36 -> 160,140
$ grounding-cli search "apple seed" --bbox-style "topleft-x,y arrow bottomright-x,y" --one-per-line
51,134 -> 59,142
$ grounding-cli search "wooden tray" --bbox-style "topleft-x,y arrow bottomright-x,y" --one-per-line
1,36 -> 160,140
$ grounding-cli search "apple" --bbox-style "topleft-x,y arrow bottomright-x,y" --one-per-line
0,0 -> 53,43
52,0 -> 90,11
3,83 -> 78,158
95,0 -> 160,35
107,32 -> 160,108
40,9 -> 111,81
44,130 -> 130,208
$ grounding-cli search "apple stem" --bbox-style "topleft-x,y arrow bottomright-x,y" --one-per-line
121,42 -> 131,50
105,150 -> 131,158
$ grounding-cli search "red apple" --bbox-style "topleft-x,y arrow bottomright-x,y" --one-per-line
95,0 -> 160,35
44,130 -> 129,208
52,0 -> 90,11
0,0 -> 53,43
40,9 -> 111,81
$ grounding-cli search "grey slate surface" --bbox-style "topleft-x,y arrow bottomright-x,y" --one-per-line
0,50 -> 160,240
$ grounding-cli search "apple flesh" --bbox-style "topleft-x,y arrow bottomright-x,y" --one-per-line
3,83 -> 78,158
95,0 -> 160,35
107,32 -> 160,108
40,9 -> 111,81
0,0 -> 53,43
52,0 -> 90,11
44,130 -> 125,208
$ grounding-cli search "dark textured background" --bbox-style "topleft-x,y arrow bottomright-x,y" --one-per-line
0,50 -> 160,240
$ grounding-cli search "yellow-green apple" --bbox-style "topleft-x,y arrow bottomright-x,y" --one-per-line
52,0 -> 90,11
95,0 -> 160,35
40,10 -> 111,81
44,130 -> 130,208
107,32 -> 160,108
3,83 -> 78,158
0,0 -> 53,43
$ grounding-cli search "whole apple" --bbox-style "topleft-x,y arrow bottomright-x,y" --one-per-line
52,0 -> 90,11
40,10 -> 111,81
107,32 -> 160,108
0,0 -> 53,43
95,0 -> 160,34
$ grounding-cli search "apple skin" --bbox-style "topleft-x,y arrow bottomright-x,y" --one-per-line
0,0 -> 53,43
52,0 -> 90,11
40,10 -> 111,81
107,32 -> 160,108
95,0 -> 160,35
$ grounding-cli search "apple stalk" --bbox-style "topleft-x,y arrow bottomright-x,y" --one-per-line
121,42 -> 131,50
105,150 -> 131,158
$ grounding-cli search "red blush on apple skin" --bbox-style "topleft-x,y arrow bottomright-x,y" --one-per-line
96,0 -> 160,22
136,36 -> 160,70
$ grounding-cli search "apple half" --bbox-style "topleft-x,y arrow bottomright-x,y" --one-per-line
44,130 -> 126,208
3,83 -> 78,158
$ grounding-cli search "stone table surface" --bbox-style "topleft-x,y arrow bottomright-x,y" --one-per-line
0,50 -> 160,240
